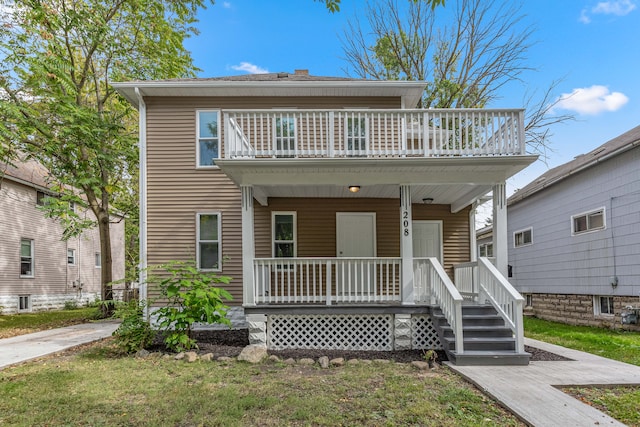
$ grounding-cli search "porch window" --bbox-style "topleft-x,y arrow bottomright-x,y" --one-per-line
513,228 -> 532,248
197,110 -> 220,167
479,243 -> 493,257
272,212 -> 296,258
274,116 -> 296,157
67,248 -> 76,265
197,213 -> 221,271
572,208 -> 605,235
594,296 -> 614,316
20,239 -> 34,277
346,115 -> 369,153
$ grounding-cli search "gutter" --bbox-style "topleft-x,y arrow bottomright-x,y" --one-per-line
135,87 -> 148,319
509,137 -> 640,206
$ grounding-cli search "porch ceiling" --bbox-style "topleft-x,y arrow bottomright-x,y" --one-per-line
216,156 -> 537,211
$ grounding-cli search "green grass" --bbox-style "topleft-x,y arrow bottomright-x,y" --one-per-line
524,316 -> 640,426
0,307 -> 100,339
523,316 -> 640,366
0,342 -> 524,426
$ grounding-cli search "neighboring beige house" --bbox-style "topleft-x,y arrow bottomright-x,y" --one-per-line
0,156 -> 126,313
114,70 -> 537,365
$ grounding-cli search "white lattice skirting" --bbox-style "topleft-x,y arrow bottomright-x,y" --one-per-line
266,313 -> 442,351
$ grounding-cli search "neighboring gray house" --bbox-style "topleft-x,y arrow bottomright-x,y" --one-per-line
0,156 -> 126,313
507,125 -> 640,330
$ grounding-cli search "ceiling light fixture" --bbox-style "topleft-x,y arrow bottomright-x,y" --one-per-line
348,185 -> 361,193
422,197 -> 434,204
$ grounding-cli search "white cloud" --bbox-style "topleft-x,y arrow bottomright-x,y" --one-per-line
554,85 -> 629,115
580,0 -> 636,23
231,62 -> 269,74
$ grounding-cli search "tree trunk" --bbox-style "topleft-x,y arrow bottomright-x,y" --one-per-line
97,208 -> 114,316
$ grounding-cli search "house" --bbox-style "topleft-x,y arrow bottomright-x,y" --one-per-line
476,225 -> 494,258
507,125 -> 640,331
113,70 -> 537,365
0,156 -> 126,313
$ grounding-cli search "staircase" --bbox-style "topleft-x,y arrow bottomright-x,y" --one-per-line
433,304 -> 530,366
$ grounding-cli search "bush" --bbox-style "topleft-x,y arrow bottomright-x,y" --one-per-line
112,301 -> 154,354
64,299 -> 79,310
153,261 -> 233,352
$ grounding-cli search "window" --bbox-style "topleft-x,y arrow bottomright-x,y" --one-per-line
572,208 -> 605,235
346,115 -> 369,153
274,116 -> 296,157
197,213 -> 221,271
36,191 -> 46,206
525,294 -> 533,307
69,201 -> 76,213
67,249 -> 76,265
479,243 -> 493,257
272,212 -> 296,258
19,295 -> 31,312
514,228 -> 532,247
197,110 -> 220,167
594,296 -> 614,316
20,239 -> 34,277
95,252 -> 101,268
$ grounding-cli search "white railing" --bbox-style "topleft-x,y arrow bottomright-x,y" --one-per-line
477,257 -> 525,352
253,257 -> 401,305
453,261 -> 477,301
414,257 -> 464,354
225,109 -> 525,159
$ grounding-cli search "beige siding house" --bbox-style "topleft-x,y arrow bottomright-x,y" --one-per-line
114,71 -> 537,365
0,157 -> 126,313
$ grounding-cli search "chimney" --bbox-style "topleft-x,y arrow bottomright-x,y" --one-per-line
294,69 -> 309,76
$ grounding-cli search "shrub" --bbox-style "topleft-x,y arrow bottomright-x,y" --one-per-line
153,261 -> 233,352
64,299 -> 79,310
112,301 -> 154,354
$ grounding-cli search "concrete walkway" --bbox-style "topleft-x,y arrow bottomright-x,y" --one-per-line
0,321 -> 119,370
448,337 -> 640,427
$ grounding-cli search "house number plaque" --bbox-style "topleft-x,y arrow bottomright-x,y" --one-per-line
403,211 -> 410,236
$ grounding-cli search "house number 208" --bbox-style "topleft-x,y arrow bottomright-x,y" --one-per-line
403,211 -> 410,236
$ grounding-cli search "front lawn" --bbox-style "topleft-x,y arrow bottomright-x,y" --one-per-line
0,307 -> 99,339
0,342 -> 524,427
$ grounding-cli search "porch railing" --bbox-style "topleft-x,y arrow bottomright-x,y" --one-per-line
253,257 -> 401,305
225,109 -> 525,159
476,257 -> 525,353
414,257 -> 464,354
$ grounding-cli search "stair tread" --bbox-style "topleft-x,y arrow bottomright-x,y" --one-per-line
443,336 -> 515,342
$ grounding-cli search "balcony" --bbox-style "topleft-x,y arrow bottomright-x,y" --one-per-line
225,108 -> 525,159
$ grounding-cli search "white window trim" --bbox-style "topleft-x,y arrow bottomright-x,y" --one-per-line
513,227 -> 533,248
478,242 -> 494,257
344,114 -> 370,153
67,248 -> 76,265
594,295 -> 614,317
272,211 -> 297,258
18,295 -> 31,312
272,115 -> 298,157
196,212 -> 222,272
571,207 -> 606,236
95,252 -> 101,268
20,239 -> 35,278
196,109 -> 221,169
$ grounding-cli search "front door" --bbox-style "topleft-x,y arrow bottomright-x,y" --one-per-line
413,221 -> 443,263
336,213 -> 376,296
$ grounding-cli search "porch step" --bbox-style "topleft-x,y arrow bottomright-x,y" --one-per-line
432,304 -> 530,366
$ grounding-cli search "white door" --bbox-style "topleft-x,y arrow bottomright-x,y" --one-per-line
336,213 -> 376,296
413,221 -> 443,263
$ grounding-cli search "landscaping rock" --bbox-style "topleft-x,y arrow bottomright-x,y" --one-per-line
185,351 -> 198,363
411,361 -> 430,370
374,359 -> 391,364
329,357 -> 345,367
347,359 -> 360,365
200,353 -> 214,362
298,358 -> 315,365
217,356 -> 234,362
135,349 -> 150,358
283,358 -> 296,365
268,355 -> 281,363
174,352 -> 185,360
238,344 -> 268,364
318,356 -> 329,369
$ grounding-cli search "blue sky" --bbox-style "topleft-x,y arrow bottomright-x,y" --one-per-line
185,0 -> 639,194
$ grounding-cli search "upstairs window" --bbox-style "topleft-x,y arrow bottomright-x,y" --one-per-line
514,228 -> 532,248
274,116 -> 297,157
572,208 -> 605,235
197,110 -> 220,167
197,213 -> 221,271
36,191 -> 47,206
346,115 -> 369,153
20,239 -> 34,277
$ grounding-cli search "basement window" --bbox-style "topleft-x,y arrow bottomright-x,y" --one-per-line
594,296 -> 614,316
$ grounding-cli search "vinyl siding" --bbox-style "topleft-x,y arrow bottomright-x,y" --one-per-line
508,145 -> 640,296
0,178 -> 125,298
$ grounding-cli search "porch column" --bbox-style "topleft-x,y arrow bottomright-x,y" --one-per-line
492,183 -> 508,277
241,185 -> 256,306
469,203 -> 477,261
400,184 -> 414,304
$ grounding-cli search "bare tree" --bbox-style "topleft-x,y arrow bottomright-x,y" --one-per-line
341,0 -> 572,156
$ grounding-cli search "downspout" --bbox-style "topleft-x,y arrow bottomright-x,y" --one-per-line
135,87 -> 148,319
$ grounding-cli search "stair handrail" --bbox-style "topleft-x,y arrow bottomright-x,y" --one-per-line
477,257 -> 525,352
423,257 -> 465,355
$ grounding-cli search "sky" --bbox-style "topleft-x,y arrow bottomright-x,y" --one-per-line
185,0 -> 639,198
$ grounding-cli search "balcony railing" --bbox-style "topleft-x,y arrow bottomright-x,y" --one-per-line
225,109 -> 525,159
